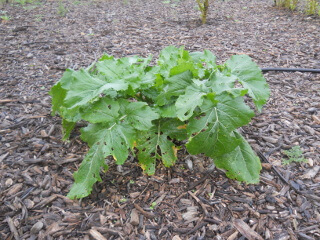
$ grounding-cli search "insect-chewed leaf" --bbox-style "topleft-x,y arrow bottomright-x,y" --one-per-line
67,143 -> 107,199
136,120 -> 181,174
119,100 -> 159,131
161,118 -> 188,141
80,98 -> 120,123
81,122 -> 135,164
214,131 -> 261,183
186,93 -> 255,157
226,55 -> 270,111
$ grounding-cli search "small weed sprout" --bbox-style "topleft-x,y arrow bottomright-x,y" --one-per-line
1,14 -> 10,21
149,202 -> 157,209
15,0 -> 26,5
119,198 -> 127,203
275,0 -> 298,11
281,146 -> 308,165
34,14 -> 43,22
58,0 -> 68,17
305,0 -> 319,15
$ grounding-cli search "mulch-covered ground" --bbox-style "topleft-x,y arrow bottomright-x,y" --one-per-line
1,0 -> 320,239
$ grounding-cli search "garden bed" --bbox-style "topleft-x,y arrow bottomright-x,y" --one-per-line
0,0 -> 319,239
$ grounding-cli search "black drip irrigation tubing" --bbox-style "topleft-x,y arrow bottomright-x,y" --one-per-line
261,68 -> 320,73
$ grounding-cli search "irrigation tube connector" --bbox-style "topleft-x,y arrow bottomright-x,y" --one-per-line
261,68 -> 320,73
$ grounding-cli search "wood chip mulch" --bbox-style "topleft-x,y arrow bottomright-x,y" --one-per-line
0,0 -> 319,239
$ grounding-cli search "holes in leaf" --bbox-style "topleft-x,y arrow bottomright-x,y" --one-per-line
107,105 -> 112,110
104,142 -> 107,145
111,147 -> 114,151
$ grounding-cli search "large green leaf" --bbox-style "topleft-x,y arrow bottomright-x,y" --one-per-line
190,49 -> 217,69
175,83 -> 207,121
206,71 -> 237,95
80,98 -> 120,123
62,69 -> 128,110
226,55 -> 270,111
186,93 -> 255,157
119,100 -> 160,131
214,131 -> 261,183
169,59 -> 199,77
156,71 -> 193,106
96,55 -> 156,93
67,143 -> 107,199
158,46 -> 192,78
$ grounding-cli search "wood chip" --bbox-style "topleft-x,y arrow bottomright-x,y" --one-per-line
133,203 -> 155,219
129,209 -> 140,226
30,221 -> 44,234
7,183 -> 23,196
233,219 -> 263,240
89,229 -> 108,240
6,217 -> 20,240
33,194 -> 57,208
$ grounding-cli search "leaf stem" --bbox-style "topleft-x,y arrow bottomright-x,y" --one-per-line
108,115 -> 127,130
